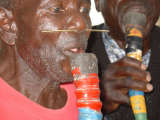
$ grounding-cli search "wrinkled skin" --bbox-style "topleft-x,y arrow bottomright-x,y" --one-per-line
95,0 -> 160,112
0,0 -> 91,109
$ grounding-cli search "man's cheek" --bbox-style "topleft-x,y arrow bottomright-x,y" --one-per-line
38,17 -> 62,32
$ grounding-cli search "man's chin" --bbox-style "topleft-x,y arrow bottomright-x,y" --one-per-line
49,71 -> 74,84
58,74 -> 74,84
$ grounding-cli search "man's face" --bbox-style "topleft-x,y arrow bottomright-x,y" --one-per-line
99,0 -> 160,39
15,0 -> 91,83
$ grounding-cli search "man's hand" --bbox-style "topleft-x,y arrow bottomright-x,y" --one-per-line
101,56 -> 152,113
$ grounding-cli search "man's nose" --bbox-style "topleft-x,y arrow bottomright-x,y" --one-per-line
66,13 -> 88,31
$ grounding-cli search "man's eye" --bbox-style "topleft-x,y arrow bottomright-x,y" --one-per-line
49,7 -> 64,14
80,7 -> 89,14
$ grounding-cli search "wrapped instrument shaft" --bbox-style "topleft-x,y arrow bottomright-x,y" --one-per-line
70,53 -> 102,120
126,28 -> 148,120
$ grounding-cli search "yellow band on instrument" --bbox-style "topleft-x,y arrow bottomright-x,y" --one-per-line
127,50 -> 142,61
128,28 -> 143,38
130,95 -> 147,114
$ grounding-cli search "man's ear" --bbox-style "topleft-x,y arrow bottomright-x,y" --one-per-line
0,8 -> 17,46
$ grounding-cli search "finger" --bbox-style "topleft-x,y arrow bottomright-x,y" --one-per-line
101,80 -> 130,105
102,64 -> 118,79
114,66 -> 151,82
115,57 -> 146,70
116,77 -> 153,92
107,91 -> 130,105
120,88 -> 128,94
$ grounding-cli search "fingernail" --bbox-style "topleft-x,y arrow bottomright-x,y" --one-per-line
141,64 -> 147,70
146,84 -> 153,91
146,72 -> 151,82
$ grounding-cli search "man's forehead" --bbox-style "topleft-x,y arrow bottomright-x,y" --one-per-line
37,0 -> 90,9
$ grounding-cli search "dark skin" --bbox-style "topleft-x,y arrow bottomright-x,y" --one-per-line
95,0 -> 160,112
0,0 -> 91,109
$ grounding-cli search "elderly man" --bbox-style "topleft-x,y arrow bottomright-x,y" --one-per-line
87,0 -> 160,119
0,0 -> 91,119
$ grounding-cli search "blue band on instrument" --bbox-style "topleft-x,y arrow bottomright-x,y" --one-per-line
78,108 -> 102,120
129,90 -> 144,96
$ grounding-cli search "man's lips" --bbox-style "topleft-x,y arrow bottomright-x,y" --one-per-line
125,6 -> 147,15
62,39 -> 86,54
67,48 -> 85,53
118,2 -> 150,32
63,45 -> 86,57
118,2 -> 151,16
55,31 -> 88,55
